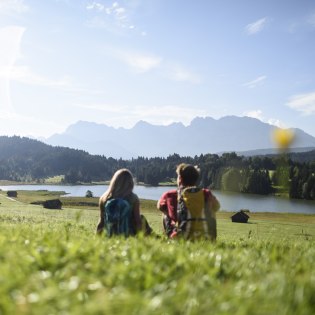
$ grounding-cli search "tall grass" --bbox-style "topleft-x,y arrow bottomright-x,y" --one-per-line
0,192 -> 314,314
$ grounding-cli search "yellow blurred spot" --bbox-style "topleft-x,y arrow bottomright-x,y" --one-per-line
272,128 -> 295,149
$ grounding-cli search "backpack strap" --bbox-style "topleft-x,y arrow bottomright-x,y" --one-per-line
176,188 -> 186,234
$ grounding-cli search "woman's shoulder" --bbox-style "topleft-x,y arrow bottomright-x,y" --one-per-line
126,192 -> 139,204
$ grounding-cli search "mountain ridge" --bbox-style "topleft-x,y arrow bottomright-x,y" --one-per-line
44,116 -> 315,159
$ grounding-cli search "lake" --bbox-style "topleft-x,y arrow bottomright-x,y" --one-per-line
0,184 -> 314,214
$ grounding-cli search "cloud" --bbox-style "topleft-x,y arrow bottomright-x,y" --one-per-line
0,0 -> 28,15
0,65 -> 71,87
86,1 -> 135,31
113,49 -> 162,73
86,1 -> 126,18
243,75 -> 267,88
166,64 -> 201,84
0,64 -> 107,97
245,17 -> 268,35
86,1 -> 148,36
243,110 -> 285,128
286,91 -> 315,115
267,118 -> 285,128
111,48 -> 201,83
243,109 -> 264,120
0,110 -> 64,137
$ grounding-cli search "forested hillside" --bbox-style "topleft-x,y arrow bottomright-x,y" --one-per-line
1,136 -> 315,200
0,136 -> 118,183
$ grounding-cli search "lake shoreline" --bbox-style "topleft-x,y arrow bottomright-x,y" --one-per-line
0,180 -> 176,187
1,183 -> 315,214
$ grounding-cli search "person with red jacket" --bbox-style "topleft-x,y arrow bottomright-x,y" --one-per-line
157,163 -> 220,239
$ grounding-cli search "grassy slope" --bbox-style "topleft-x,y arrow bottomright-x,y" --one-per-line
0,191 -> 314,315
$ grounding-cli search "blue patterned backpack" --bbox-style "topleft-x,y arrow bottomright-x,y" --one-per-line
104,198 -> 132,237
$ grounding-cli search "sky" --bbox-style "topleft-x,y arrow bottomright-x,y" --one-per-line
0,0 -> 315,139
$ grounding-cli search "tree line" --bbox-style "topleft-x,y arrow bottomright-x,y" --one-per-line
0,136 -> 315,200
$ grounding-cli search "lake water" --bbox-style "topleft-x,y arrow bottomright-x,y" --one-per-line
1,184 -> 314,215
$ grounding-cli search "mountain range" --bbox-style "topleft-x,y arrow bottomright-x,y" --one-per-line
44,116 -> 315,159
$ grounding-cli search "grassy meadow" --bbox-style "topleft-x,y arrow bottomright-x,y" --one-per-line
0,190 -> 314,315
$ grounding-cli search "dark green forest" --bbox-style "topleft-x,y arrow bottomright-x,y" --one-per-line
1,136 -> 315,200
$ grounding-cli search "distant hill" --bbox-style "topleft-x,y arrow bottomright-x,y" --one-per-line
44,116 -> 315,159
0,136 -> 117,182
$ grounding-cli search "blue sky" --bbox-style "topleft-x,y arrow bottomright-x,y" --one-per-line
0,0 -> 315,138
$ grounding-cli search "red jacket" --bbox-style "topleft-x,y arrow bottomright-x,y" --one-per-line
158,188 -> 215,222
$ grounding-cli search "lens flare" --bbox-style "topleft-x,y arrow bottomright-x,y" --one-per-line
272,128 -> 295,149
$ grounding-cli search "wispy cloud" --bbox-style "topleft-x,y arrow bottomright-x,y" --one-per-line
87,1 -> 127,21
243,109 -> 264,120
286,91 -> 315,115
245,17 -> 268,35
243,75 -> 267,88
0,0 -> 28,15
243,109 -> 286,128
267,118 -> 286,128
86,1 -> 139,33
0,65 -> 72,87
0,65 -> 106,96
113,50 -> 162,73
109,47 -> 201,83
0,110 -> 64,137
165,64 -> 201,84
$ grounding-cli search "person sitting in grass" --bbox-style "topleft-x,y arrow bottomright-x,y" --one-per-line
96,168 -> 152,237
157,163 -> 220,240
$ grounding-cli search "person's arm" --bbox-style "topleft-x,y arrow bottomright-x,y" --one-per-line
157,193 -> 168,215
204,189 -> 220,212
96,198 -> 105,234
157,191 -> 178,237
204,190 -> 219,241
209,194 -> 220,214
132,196 -> 142,233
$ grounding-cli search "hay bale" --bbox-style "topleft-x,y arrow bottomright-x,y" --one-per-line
43,199 -> 62,210
7,191 -> 17,197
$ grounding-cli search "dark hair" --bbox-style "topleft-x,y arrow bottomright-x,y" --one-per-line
176,163 -> 200,186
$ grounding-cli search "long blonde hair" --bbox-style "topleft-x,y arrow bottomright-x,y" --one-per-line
100,168 -> 134,207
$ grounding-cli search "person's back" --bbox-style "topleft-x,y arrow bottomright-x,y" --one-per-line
177,186 -> 216,240
157,163 -> 220,240
97,169 -> 141,236
103,193 -> 136,237
97,169 -> 152,237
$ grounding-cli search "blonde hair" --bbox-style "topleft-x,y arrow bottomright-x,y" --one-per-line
100,168 -> 134,207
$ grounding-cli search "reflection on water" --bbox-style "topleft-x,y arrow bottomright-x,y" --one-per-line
0,184 -> 314,214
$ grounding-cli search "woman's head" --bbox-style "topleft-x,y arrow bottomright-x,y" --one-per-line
108,168 -> 134,198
